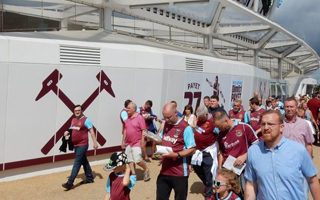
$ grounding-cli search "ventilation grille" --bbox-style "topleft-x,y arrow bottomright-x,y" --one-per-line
60,45 -> 101,65
186,58 -> 203,72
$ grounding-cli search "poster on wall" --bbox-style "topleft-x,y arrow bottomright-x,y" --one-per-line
231,80 -> 243,102
253,77 -> 269,103
202,74 -> 232,110
183,72 -> 203,112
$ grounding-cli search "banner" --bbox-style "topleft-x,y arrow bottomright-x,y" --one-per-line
231,80 -> 243,102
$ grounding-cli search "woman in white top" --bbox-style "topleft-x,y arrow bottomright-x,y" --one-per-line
183,104 -> 197,128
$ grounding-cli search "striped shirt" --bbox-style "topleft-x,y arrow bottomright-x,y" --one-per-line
282,116 -> 314,145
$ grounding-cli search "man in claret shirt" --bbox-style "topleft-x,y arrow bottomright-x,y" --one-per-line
154,103 -> 196,200
191,106 -> 218,200
62,105 -> 98,190
307,93 -> 320,143
213,111 -> 258,197
229,99 -> 245,123
245,97 -> 265,140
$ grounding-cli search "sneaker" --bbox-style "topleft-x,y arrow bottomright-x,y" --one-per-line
62,182 -> 73,190
80,179 -> 94,184
151,156 -> 161,160
144,168 -> 150,181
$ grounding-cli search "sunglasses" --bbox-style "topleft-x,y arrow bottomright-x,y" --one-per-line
213,180 -> 229,187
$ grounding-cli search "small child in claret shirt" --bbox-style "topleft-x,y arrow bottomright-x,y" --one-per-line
104,152 -> 136,200
211,169 -> 241,200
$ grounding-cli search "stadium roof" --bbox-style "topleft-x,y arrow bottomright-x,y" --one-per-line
2,0 -> 319,75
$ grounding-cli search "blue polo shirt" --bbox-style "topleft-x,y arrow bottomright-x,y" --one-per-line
245,136 -> 317,200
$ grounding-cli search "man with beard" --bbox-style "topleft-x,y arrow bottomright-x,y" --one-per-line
191,106 -> 218,200
244,110 -> 320,200
229,99 -> 245,122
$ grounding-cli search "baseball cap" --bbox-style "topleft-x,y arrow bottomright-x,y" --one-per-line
103,151 -> 128,171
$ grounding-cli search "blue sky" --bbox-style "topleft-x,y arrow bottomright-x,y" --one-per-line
274,0 -> 320,81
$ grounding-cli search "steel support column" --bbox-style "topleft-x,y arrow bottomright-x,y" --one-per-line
254,49 -> 259,67
60,19 -> 68,31
278,58 -> 282,79
209,35 -> 213,52
103,7 -> 112,32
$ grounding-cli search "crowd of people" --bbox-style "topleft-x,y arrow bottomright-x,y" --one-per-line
61,92 -> 320,200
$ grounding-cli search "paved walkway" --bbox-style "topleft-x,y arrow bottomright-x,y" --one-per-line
1,144 -> 320,200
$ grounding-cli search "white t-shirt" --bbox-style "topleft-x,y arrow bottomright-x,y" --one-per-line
184,114 -> 195,126
305,119 -> 316,135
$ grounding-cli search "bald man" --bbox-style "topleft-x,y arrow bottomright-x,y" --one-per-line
155,103 -> 196,200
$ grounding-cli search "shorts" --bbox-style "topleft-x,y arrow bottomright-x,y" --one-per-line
125,145 -> 142,163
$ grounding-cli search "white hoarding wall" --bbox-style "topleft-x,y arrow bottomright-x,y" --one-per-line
0,45 -> 269,179
0,64 -> 8,172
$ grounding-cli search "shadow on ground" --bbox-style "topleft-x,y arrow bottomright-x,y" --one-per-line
62,170 -> 104,190
135,169 -> 145,181
190,181 -> 204,194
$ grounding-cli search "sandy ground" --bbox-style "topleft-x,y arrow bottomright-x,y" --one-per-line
1,144 -> 320,200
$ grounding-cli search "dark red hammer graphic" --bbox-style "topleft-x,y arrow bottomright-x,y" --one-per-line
36,69 -> 115,155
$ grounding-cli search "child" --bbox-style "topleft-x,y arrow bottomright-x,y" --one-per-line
104,152 -> 136,200
211,169 -> 241,200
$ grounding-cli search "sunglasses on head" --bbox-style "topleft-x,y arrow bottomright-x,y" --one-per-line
213,180 -> 229,187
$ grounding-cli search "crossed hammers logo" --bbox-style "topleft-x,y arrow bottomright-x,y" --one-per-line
35,69 -> 115,155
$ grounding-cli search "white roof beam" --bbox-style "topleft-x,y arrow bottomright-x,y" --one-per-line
295,54 -> 312,64
213,34 -> 258,51
281,44 -> 301,58
209,3 -> 225,33
265,41 -> 298,49
22,0 -> 74,4
65,7 -> 98,19
304,68 -> 318,74
66,0 -> 104,7
217,25 -> 270,35
287,51 -> 311,58
256,29 -> 277,49
125,0 -> 209,8
129,8 -> 206,35
68,14 -> 99,23
260,49 -> 281,58
3,4 -> 63,20
304,63 -> 319,69
300,61 -> 318,68
299,58 -> 318,65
